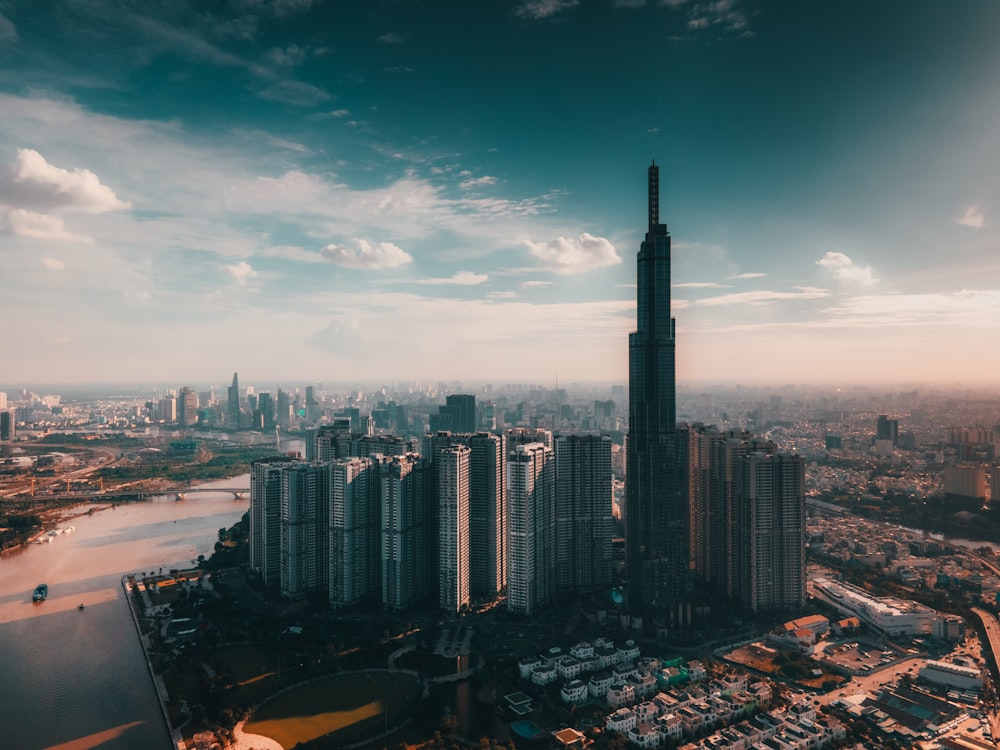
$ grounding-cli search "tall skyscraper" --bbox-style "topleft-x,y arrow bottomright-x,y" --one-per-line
554,432 -> 613,594
257,391 -> 274,431
177,386 -> 197,426
329,457 -> 376,608
732,452 -> 806,612
280,462 -> 331,598
249,456 -> 296,587
447,394 -> 476,433
228,372 -> 240,429
467,432 -> 507,598
687,426 -> 773,598
0,410 -> 13,441
507,441 -> 555,616
438,445 -> 471,612
380,453 -> 430,610
276,389 -> 290,429
626,161 -> 690,615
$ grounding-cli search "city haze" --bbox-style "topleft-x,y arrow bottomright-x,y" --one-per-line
2,1 -> 999,385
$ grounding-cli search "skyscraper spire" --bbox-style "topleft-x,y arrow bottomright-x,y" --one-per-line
648,160 -> 659,232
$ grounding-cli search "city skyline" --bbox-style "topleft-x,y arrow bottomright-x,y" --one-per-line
2,1 -> 1000,386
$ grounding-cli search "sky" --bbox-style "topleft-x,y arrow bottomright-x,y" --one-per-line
2,0 -> 1000,390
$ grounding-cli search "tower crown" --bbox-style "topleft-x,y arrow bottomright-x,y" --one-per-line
648,161 -> 667,236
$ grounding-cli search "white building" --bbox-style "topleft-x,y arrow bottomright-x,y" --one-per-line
919,660 -> 982,691
561,679 -> 589,704
811,576 -> 938,636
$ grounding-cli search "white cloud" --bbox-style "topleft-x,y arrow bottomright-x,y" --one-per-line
223,260 -> 258,286
674,281 -> 726,288
0,149 -> 131,214
733,272 -> 765,279
695,287 -> 830,307
42,258 -> 65,270
615,0 -> 647,7
686,0 -> 749,32
956,205 -> 985,228
459,175 -> 498,190
5,208 -> 89,242
817,251 -> 878,285
413,271 -> 488,285
525,233 -> 621,274
378,32 -> 406,44
314,109 -> 351,119
321,239 -> 413,269
515,0 -> 580,20
522,280 -> 553,288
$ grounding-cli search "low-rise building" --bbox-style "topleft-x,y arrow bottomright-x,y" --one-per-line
561,679 -> 589,704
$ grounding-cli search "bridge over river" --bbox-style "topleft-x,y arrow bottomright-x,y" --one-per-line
4,486 -> 249,502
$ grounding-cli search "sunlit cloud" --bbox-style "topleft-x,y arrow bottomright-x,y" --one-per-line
956,205 -> 985,228
413,271 -> 489,285
4,209 -> 90,242
0,149 -> 131,214
321,240 -> 413,269
223,260 -> 258,286
459,175 -> 497,190
816,251 -> 878,285
525,233 -> 620,274
674,281 -> 726,288
733,272 -> 765,279
42,257 -> 65,270
522,280 -> 553,288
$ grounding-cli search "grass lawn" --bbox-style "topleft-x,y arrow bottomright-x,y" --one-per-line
245,671 -> 421,748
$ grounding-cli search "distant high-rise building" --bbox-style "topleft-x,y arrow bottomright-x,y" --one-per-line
158,396 -> 176,423
626,161 -> 690,614
280,462 -> 330,599
329,457 -> 376,608
276,389 -> 290,429
258,392 -> 274,431
250,456 -> 296,587
0,392 -> 8,410
0,410 -> 13,441
732,452 -> 806,612
943,464 -> 987,502
380,453 -> 430,610
177,387 -> 197,426
876,414 -> 899,445
228,372 -> 240,429
507,441 -> 555,616
438,445 -> 471,612
447,394 -> 476,433
554,432 -> 613,594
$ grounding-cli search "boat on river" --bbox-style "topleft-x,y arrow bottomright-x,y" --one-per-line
32,584 -> 48,602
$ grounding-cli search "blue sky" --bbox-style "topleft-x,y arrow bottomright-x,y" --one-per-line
1,0 -> 999,388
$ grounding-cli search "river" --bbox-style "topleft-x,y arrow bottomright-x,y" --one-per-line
0,476 -> 253,750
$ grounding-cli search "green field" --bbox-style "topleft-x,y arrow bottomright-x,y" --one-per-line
245,671 -> 422,748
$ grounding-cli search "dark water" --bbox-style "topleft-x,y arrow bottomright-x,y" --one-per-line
0,477 -> 251,750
